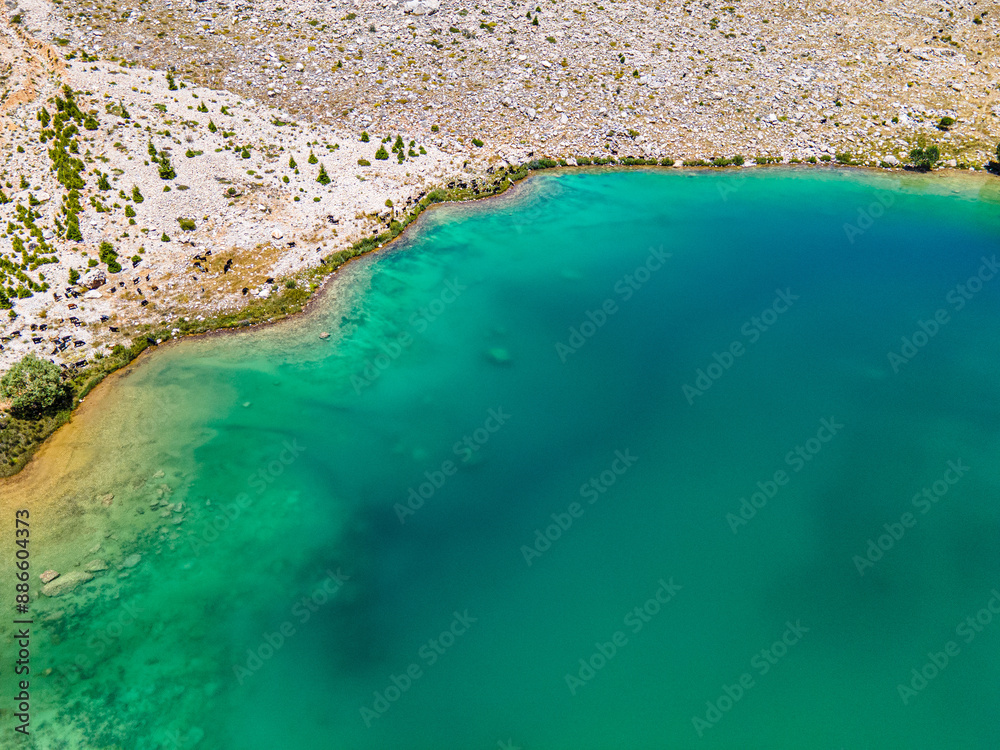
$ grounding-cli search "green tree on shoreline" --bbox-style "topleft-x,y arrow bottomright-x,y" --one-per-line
0,354 -> 69,418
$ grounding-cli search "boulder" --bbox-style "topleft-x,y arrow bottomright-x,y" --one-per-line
40,569 -> 60,584
80,268 -> 107,289
41,570 -> 93,597
403,0 -> 440,14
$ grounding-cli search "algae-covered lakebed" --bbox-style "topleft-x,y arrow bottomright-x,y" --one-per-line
2,168 -> 1000,748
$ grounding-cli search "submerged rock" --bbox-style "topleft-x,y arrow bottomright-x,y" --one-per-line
42,570 -> 93,597
121,553 -> 142,569
84,559 -> 109,573
100,493 -> 114,507
486,347 -> 512,365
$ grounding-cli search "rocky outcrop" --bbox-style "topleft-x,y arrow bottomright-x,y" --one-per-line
41,570 -> 94,597
79,268 -> 106,289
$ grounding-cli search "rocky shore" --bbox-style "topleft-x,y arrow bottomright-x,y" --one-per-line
0,0 -> 998,406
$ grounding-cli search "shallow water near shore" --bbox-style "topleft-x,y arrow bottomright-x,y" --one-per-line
4,168 -> 1000,748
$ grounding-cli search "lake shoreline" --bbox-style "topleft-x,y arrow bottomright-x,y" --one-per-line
3,163 -> 998,483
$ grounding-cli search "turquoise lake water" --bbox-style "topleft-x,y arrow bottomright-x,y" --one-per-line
13,169 -> 1000,748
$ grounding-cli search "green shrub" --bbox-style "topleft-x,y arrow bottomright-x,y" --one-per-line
161,232 -> 170,242
178,217 -> 196,231
132,185 -> 144,203
99,240 -> 121,273
361,131 -> 370,142
65,214 -> 83,242
158,156 -> 176,180
288,156 -> 297,169
732,154 -> 745,166
208,120 -> 217,133
317,164 -> 331,184
936,116 -> 955,131
472,138 -> 484,147
166,72 -> 177,91
0,354 -> 69,418
358,158 -> 371,166
308,151 -> 318,164
375,145 -> 389,160
68,268 -> 80,284
835,151 -> 853,164
909,145 -> 940,171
